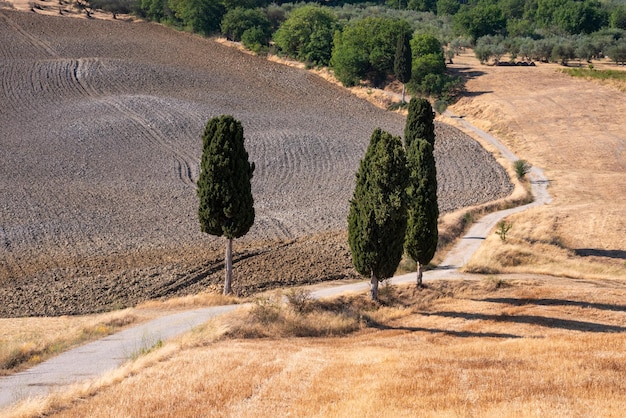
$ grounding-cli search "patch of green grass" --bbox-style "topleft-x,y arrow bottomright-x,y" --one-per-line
562,68 -> 626,82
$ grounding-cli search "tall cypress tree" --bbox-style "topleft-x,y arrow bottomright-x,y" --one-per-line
404,99 -> 438,287
405,138 -> 438,287
197,115 -> 255,295
394,31 -> 412,104
404,97 -> 436,148
348,128 -> 408,301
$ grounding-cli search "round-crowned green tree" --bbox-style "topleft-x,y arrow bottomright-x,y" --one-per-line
348,128 -> 408,301
404,97 -> 436,147
197,115 -> 255,295
404,137 -> 438,287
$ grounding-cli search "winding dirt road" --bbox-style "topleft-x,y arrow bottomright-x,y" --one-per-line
0,9 -> 514,316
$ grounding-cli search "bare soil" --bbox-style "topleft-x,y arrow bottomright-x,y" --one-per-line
0,9 -> 512,317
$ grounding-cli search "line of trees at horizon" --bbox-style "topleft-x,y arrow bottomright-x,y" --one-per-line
82,0 -> 626,107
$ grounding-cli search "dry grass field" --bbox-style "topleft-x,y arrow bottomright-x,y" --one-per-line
445,52 -> 626,279
1,4 -> 625,416
6,277 -> 626,417
0,8 -> 513,316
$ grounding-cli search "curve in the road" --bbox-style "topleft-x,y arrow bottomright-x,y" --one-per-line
0,109 -> 551,415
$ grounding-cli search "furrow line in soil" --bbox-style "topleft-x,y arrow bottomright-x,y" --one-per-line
0,11 -> 58,58
99,96 -> 197,186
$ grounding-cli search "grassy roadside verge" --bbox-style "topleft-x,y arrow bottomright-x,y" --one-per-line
0,294 -> 239,376
7,278 -> 626,417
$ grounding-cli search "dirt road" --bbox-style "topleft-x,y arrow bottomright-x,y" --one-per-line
0,9 -> 513,316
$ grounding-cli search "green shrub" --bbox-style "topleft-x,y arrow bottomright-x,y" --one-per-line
495,220 -> 512,242
514,159 -> 531,179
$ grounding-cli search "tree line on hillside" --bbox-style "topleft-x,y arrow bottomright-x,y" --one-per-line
84,0 -> 626,103
198,98 -> 438,300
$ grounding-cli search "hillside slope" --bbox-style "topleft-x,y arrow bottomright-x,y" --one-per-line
0,10 -> 513,316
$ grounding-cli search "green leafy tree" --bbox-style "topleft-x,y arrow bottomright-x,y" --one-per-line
220,7 -> 271,42
242,26 -> 270,54
331,17 -> 412,87
454,3 -> 507,43
405,138 -> 438,287
394,31 -> 413,104
348,129 -> 409,301
404,97 -> 435,147
436,0 -> 459,16
168,0 -> 225,35
406,33 -> 452,98
610,6 -> 626,30
197,115 -> 255,295
273,4 -> 338,66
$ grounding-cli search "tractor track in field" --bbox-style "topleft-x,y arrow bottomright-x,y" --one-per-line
0,9 -> 513,317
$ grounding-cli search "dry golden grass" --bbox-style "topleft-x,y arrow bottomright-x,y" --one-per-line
0,309 -> 139,375
448,51 -> 626,279
0,293 -> 241,376
6,278 -> 626,418
465,207 -> 626,279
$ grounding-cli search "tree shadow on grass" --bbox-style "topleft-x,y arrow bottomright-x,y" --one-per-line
573,248 -> 626,260
365,320 -> 522,339
422,311 -> 626,333
477,297 -> 626,313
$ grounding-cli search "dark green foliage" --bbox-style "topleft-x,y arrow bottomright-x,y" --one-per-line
405,33 -> 458,99
514,159 -> 531,179
436,0 -> 459,16
610,6 -> 626,30
221,7 -> 271,42
404,138 -> 438,270
404,98 -> 438,286
535,0 -> 606,35
408,0 -> 436,13
169,0 -> 225,35
454,3 -> 507,42
411,33 -> 444,57
348,129 -> 408,287
273,4 -> 338,66
608,40 -> 626,64
139,0 -> 168,21
197,115 -> 255,239
88,0 -> 137,18
395,31 -> 412,103
395,31 -> 413,84
222,0 -> 270,11
331,17 -> 412,87
242,26 -> 270,53
404,98 -> 435,148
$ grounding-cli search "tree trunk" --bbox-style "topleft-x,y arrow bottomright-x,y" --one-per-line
401,83 -> 406,104
224,237 -> 233,295
370,271 -> 379,301
416,261 -> 423,288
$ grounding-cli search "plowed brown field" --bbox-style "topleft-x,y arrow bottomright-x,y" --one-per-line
0,9 -> 512,317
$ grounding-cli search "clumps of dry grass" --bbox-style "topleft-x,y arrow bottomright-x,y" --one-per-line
464,208 -> 626,279
220,281 -> 503,340
223,291 -> 363,339
136,292 -> 241,310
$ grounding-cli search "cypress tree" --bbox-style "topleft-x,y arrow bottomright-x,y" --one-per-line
197,115 -> 255,295
404,99 -> 438,287
394,31 -> 412,104
348,128 -> 408,301
405,138 -> 438,287
404,97 -> 435,148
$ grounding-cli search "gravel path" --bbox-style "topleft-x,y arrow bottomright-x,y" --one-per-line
0,9 -> 512,317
